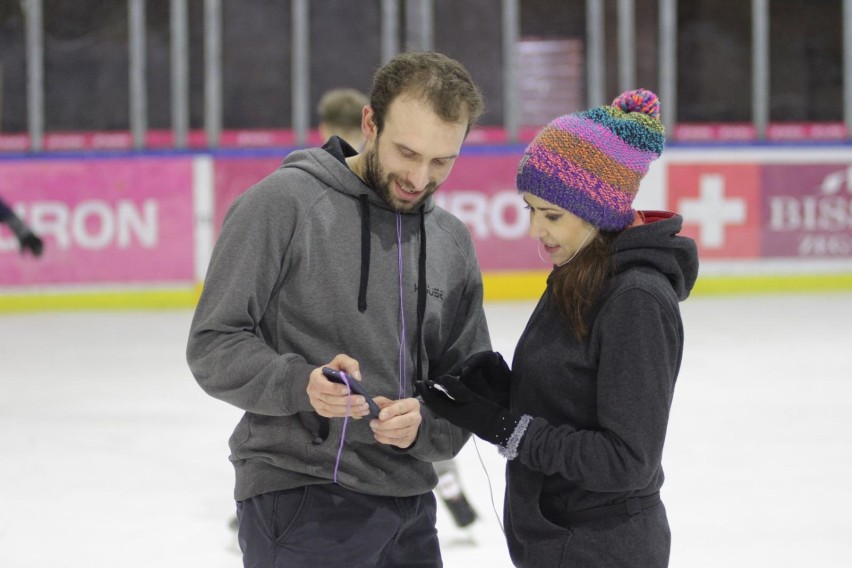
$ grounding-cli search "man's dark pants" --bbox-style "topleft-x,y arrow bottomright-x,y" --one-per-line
236,483 -> 442,567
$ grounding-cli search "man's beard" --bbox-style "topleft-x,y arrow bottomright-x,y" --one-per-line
362,143 -> 437,213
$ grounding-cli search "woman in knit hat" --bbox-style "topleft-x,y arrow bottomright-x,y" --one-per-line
419,89 -> 699,567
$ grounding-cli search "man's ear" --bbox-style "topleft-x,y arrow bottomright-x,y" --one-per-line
362,105 -> 377,140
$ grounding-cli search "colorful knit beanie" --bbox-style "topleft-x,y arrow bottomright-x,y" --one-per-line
516,89 -> 665,231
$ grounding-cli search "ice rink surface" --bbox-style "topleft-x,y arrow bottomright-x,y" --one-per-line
2,292 -> 851,567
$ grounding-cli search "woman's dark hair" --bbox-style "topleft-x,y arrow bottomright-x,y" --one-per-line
549,231 -> 619,340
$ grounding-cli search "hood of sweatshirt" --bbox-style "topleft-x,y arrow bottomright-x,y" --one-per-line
280,135 -> 432,381
613,210 -> 699,301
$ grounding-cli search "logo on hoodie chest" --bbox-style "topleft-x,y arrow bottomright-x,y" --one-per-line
415,283 -> 445,302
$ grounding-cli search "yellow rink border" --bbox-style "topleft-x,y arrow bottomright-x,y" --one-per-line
1,274 -> 851,313
0,285 -> 204,313
481,271 -> 852,301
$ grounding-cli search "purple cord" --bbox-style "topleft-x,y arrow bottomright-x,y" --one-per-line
333,214 -> 407,482
396,213 -> 406,400
332,371 -> 353,483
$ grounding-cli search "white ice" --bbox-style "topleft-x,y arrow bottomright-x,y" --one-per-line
1,292 -> 851,567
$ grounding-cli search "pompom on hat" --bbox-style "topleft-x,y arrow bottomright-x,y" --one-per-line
516,88 -> 665,231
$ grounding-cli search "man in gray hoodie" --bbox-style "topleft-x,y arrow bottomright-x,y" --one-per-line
187,51 -> 490,567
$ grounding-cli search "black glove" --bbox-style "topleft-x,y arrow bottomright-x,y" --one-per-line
418,375 -> 529,458
19,231 -> 43,257
456,351 -> 512,408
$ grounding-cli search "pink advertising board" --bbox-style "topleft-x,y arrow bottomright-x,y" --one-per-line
212,148 -> 537,272
668,162 -> 852,260
436,149 -> 541,271
213,156 -> 284,235
0,157 -> 195,287
668,164 -> 762,259
760,164 -> 852,258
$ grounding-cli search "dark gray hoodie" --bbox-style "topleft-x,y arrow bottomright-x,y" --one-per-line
503,211 -> 699,566
187,138 -> 491,501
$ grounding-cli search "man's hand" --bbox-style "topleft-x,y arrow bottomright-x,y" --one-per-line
307,354 -> 372,419
370,397 -> 421,449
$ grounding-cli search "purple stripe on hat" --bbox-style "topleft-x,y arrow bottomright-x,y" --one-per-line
519,164 -> 635,231
522,153 -> 636,230
528,151 -> 638,204
552,114 -> 659,173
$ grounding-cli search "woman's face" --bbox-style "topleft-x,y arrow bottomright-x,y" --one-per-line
523,192 -> 598,266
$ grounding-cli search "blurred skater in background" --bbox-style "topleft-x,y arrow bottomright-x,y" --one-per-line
317,87 -> 369,151
0,195 -> 43,257
420,90 -> 699,567
434,458 -> 478,530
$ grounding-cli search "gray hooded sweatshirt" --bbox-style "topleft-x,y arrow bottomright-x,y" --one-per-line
187,138 -> 491,501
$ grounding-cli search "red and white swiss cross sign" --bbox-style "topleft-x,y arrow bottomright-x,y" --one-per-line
668,164 -> 762,258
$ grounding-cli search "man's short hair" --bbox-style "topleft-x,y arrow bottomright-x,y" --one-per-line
370,51 -> 485,137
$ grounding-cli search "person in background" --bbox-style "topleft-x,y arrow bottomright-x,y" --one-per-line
419,89 -> 699,567
433,457 -> 478,530
317,87 -> 370,150
0,196 -> 43,257
187,51 -> 490,568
